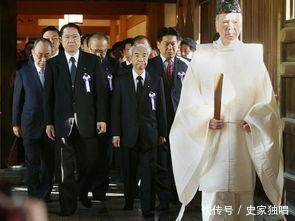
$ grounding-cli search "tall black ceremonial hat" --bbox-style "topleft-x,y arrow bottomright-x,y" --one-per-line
216,0 -> 241,14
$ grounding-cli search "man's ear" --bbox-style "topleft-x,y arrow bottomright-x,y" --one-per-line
215,20 -> 219,34
156,41 -> 160,49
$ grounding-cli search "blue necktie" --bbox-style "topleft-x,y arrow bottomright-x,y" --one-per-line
39,69 -> 45,87
70,57 -> 76,86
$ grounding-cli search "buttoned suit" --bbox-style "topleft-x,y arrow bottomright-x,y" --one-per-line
111,70 -> 167,213
12,60 -> 54,200
44,50 -> 107,213
147,55 -> 188,205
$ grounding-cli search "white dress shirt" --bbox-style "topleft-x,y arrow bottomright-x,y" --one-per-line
132,68 -> 146,92
64,50 -> 79,72
34,63 -> 44,87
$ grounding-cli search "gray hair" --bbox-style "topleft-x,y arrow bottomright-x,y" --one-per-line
87,32 -> 109,46
33,38 -> 52,49
128,43 -> 151,58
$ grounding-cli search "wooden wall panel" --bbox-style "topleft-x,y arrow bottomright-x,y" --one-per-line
241,0 -> 282,91
176,0 -> 200,41
127,15 -> 146,30
286,43 -> 295,61
146,3 -> 165,48
119,15 -> 127,41
284,176 -> 295,214
17,25 -> 110,38
199,0 -> 216,43
284,133 -> 295,175
0,0 -> 16,167
280,1 -> 295,215
17,1 -> 147,15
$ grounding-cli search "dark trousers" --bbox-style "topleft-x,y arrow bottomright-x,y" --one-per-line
23,133 -> 54,200
123,142 -> 157,213
156,141 -> 179,205
57,125 -> 98,213
92,133 -> 111,199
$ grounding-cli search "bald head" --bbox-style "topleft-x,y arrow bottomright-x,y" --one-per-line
88,33 -> 109,60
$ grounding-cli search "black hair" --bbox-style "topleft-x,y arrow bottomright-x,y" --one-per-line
60,22 -> 82,36
180,37 -> 196,51
24,41 -> 34,49
157,27 -> 180,42
122,38 -> 134,49
81,33 -> 90,44
41,26 -> 60,37
111,41 -> 124,51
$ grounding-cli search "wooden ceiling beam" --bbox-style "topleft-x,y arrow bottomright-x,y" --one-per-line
127,15 -> 146,29
17,14 -> 120,20
18,25 -> 110,37
17,1 -> 147,15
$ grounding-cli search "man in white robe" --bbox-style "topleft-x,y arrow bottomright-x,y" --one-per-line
169,0 -> 284,220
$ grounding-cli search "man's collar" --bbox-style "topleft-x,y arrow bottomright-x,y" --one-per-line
213,37 -> 242,50
52,50 -> 59,58
160,54 -> 175,63
34,63 -> 42,73
64,50 -> 80,63
132,68 -> 146,81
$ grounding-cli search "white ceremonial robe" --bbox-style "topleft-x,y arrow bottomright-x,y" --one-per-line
169,39 -> 284,220
202,191 -> 254,221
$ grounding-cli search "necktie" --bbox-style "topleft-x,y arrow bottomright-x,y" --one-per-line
165,59 -> 173,81
39,69 -> 45,87
69,57 -> 77,86
136,75 -> 143,103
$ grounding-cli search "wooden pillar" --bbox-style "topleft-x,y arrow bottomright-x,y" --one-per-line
241,0 -> 281,90
110,20 -> 117,47
119,15 -> 127,41
0,0 -> 16,168
146,3 -> 165,48
176,0 -> 200,41
199,0 -> 217,43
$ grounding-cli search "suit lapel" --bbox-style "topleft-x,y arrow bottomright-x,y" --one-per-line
126,71 -> 137,108
74,51 -> 87,98
139,71 -> 152,106
174,57 -> 180,78
156,56 -> 166,78
58,52 -> 72,92
29,61 -> 43,92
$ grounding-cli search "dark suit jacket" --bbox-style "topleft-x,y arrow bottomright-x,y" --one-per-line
101,56 -> 120,92
111,70 -> 167,148
44,50 -> 107,138
12,61 -> 45,139
147,55 -> 188,129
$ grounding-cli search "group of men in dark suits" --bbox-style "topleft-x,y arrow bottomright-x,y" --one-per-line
12,23 -> 190,218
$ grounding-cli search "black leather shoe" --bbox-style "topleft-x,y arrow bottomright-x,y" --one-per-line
123,202 -> 134,210
81,197 -> 92,208
155,203 -> 169,211
171,200 -> 181,205
59,210 -> 76,216
93,194 -> 107,201
142,211 -> 154,218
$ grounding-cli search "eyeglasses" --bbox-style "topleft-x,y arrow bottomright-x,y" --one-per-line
47,37 -> 60,41
90,48 -> 107,55
62,35 -> 80,40
161,41 -> 178,47
33,52 -> 51,60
